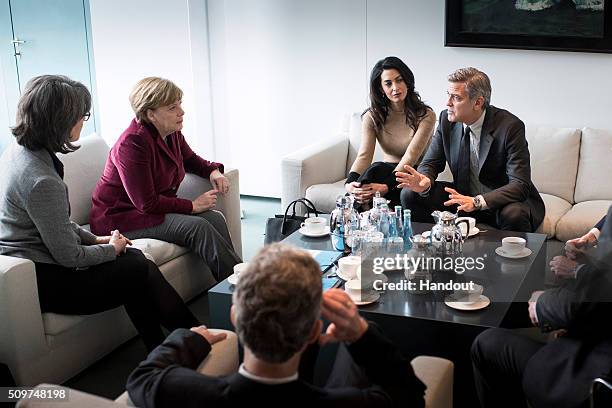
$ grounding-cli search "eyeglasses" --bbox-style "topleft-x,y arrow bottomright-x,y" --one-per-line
83,112 -> 91,122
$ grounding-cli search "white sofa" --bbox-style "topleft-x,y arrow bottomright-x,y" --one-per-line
18,350 -> 454,408
281,112 -> 612,241
0,134 -> 242,386
17,329 -> 240,407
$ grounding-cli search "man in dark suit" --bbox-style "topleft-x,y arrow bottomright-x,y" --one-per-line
396,67 -> 544,232
550,215 -> 607,279
126,243 -> 426,408
471,207 -> 612,408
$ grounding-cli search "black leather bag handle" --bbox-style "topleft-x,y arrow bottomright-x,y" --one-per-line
280,198 -> 320,235
291,198 -> 319,218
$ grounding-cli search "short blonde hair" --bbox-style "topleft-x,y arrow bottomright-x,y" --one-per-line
129,77 -> 183,123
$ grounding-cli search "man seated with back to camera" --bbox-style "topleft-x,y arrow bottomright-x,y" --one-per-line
471,207 -> 612,408
396,67 -> 544,232
126,243 -> 426,408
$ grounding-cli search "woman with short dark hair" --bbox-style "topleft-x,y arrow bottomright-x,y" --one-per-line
0,75 -> 199,351
346,56 -> 436,208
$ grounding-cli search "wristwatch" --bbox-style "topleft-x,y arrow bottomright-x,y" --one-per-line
473,196 -> 483,210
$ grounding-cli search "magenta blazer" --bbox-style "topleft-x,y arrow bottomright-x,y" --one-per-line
89,119 -> 223,235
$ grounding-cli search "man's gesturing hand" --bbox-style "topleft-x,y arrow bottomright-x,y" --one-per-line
443,187 -> 476,212
395,165 -> 431,193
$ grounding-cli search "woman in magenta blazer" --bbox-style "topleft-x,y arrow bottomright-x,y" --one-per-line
90,77 -> 241,281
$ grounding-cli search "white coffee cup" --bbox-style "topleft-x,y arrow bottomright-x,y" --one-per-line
233,262 -> 248,278
345,279 -> 372,300
456,216 -> 476,236
301,216 -> 327,234
501,237 -> 527,255
453,283 -> 483,304
338,255 -> 361,280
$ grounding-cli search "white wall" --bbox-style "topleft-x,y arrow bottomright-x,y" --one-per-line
208,0 -> 612,197
88,0 -> 210,155
208,0 -> 368,197
85,0 -> 612,198
366,0 -> 612,130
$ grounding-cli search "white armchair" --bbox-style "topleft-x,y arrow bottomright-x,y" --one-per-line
16,347 -> 453,408
281,112 -> 384,214
0,134 -> 242,386
16,329 -> 239,408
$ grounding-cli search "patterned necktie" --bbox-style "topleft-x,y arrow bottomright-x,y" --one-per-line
457,126 -> 471,193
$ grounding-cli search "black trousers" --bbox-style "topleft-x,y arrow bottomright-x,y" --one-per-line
400,181 -> 536,232
1,363 -> 16,408
35,249 -> 200,351
355,162 -> 401,209
470,328 -> 545,408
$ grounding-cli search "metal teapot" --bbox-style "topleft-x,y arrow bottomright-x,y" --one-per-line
330,195 -> 360,254
430,211 -> 470,255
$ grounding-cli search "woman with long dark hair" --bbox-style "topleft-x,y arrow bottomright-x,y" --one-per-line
346,56 -> 435,208
0,75 -> 200,351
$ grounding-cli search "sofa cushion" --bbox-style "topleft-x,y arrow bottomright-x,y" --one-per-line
526,126 -> 581,204
306,179 -> 347,213
535,194 -> 572,239
59,134 -> 110,225
130,238 -> 189,265
411,356 -> 454,408
574,128 -> 612,203
555,200 -> 612,242
43,314 -> 89,337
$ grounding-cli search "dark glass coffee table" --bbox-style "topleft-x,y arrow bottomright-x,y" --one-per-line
208,222 -> 547,405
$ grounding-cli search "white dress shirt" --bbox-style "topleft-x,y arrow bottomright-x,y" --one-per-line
238,363 -> 298,385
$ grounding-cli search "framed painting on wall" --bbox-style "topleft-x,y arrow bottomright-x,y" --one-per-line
445,0 -> 612,53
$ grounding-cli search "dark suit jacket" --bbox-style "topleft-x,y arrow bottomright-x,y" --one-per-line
524,206 -> 612,407
418,106 -> 545,229
126,325 -> 426,408
89,119 -> 223,235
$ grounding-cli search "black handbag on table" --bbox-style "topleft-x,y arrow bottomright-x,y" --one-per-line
264,198 -> 320,244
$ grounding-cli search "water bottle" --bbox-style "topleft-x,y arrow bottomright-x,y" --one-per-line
403,210 -> 414,250
388,211 -> 398,238
394,205 -> 402,220
379,207 -> 390,240
387,211 -> 404,253
394,206 -> 404,238
369,192 -> 387,228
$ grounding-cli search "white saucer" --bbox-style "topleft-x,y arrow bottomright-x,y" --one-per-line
444,294 -> 490,311
335,266 -> 357,281
299,226 -> 330,237
227,274 -> 239,285
422,227 -> 479,239
466,226 -> 480,237
495,246 -> 532,259
345,290 -> 380,306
